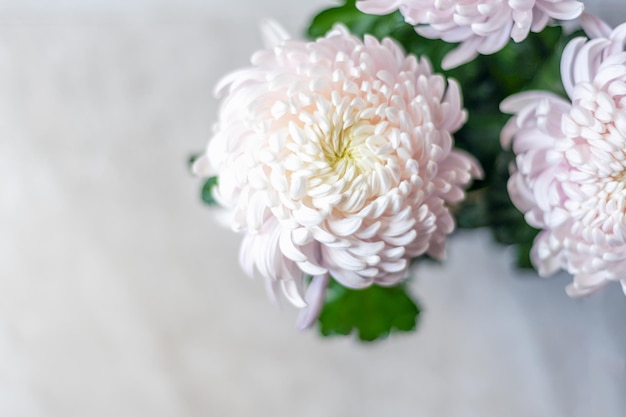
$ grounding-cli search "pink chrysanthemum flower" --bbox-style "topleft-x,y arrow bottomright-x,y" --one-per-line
195,20 -> 481,327
501,14 -> 626,296
357,0 -> 584,69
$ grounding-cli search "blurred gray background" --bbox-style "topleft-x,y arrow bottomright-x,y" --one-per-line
0,1 -> 624,416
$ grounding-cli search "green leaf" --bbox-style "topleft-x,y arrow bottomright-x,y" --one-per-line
516,240 -> 535,269
187,153 -> 201,173
484,151 -> 539,267
454,188 -> 490,229
317,280 -> 420,342
307,0 -> 397,40
201,176 -> 219,206
525,28 -> 584,96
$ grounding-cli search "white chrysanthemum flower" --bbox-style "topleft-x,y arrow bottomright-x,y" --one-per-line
357,0 -> 584,69
501,14 -> 626,296
196,20 -> 481,327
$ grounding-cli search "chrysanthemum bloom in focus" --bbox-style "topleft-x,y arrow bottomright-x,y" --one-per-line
357,0 -> 583,69
195,20 -> 481,327
501,14 -> 626,296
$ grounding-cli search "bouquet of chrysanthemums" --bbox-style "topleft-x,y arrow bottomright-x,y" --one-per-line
192,0 -> 626,341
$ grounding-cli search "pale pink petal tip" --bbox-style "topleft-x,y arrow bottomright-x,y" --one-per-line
539,1 -> 584,20
281,279 -> 307,309
441,44 -> 479,70
192,155 -> 212,177
356,0 -> 400,15
297,274 -> 330,331
581,13 -> 613,39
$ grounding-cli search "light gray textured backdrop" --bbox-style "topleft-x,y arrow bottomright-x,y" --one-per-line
0,1 -> 625,416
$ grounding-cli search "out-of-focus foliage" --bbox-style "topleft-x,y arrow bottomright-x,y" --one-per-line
318,280 -> 420,342
201,176 -> 219,206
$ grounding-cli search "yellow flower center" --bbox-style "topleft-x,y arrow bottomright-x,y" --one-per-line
321,120 -> 372,178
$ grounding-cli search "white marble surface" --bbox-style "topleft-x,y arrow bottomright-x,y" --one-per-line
0,1 -> 625,416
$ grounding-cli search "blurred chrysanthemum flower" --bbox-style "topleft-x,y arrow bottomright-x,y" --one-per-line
357,0 -> 584,69
195,20 -> 481,327
501,14 -> 626,296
